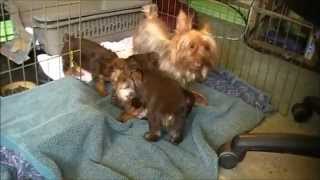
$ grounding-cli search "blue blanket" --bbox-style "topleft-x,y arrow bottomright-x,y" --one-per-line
1,77 -> 264,180
205,70 -> 273,113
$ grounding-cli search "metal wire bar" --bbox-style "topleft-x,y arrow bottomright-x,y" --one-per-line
0,50 -> 80,76
42,1 -> 50,82
277,31 -> 301,111
238,40 -> 249,79
56,0 -> 61,79
212,1 -> 225,68
68,1 -> 72,81
269,8 -> 292,109
262,7 -> 288,93
262,2 -> 275,88
161,0 -> 164,16
187,0 -> 190,17
286,30 -> 316,113
18,0 -> 27,84
166,0 -> 170,25
1,2 -> 13,84
254,6 -> 312,29
230,38 -> 242,75
225,6 -> 241,70
238,2 -> 252,78
244,40 -> 258,82
78,1 -> 82,81
173,0 -> 177,18
30,3 -> 39,85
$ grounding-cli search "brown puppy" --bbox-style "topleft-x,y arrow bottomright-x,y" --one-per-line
109,52 -> 159,122
130,66 -> 195,144
61,34 -> 118,96
109,58 -> 143,122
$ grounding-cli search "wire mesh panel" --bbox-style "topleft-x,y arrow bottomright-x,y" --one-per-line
0,0 -> 151,95
187,0 -> 319,115
245,0 -> 316,70
1,0 -> 319,115
32,3 -> 145,55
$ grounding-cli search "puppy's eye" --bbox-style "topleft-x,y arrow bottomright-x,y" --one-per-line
204,44 -> 210,51
190,43 -> 195,49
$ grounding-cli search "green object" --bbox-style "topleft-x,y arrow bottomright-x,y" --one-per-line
190,0 -> 248,26
0,20 -> 15,42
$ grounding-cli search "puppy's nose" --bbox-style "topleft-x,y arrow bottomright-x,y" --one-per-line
118,83 -> 127,90
194,61 -> 202,68
128,92 -> 135,99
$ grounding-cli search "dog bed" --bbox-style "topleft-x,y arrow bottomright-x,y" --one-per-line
1,77 -> 264,180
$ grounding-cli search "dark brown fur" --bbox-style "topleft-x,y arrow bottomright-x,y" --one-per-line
130,67 -> 195,144
109,52 -> 159,122
61,34 -> 118,96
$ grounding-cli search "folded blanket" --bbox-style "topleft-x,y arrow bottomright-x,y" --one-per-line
1,77 -> 264,180
0,145 -> 43,180
205,70 -> 273,113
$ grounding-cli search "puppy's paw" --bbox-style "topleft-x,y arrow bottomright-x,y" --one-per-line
191,90 -> 208,106
96,89 -> 108,97
168,131 -> 183,145
63,68 -> 74,76
95,82 -> 108,97
118,111 -> 136,123
98,90 -> 108,97
71,67 -> 85,77
144,131 -> 161,142
111,94 -> 119,106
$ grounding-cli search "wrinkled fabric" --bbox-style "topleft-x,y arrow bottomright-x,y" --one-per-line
1,77 -> 264,180
205,70 -> 273,113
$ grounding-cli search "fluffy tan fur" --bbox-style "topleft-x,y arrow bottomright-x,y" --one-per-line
133,4 -> 171,60
133,4 -> 218,87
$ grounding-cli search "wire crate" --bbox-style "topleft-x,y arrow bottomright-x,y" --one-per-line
244,0 -> 316,70
1,0 -> 319,115
12,0 -> 152,55
0,2 -> 14,42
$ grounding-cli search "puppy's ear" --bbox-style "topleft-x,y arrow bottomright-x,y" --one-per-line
142,4 -> 158,19
110,59 -> 124,73
201,23 -> 212,35
63,33 -> 70,43
131,70 -> 143,87
63,33 -> 76,43
106,50 -> 118,60
176,10 -> 192,34
149,51 -> 159,63
190,90 -> 208,106
149,52 -> 159,61
148,52 -> 160,69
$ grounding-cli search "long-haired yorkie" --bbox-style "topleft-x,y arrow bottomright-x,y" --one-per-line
133,4 -> 218,87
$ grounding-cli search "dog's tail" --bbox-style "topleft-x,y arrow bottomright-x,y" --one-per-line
142,4 -> 158,19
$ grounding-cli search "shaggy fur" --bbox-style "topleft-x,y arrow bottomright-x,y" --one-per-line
133,4 -> 218,87
109,52 -> 159,122
133,5 -> 171,60
130,66 -> 195,144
